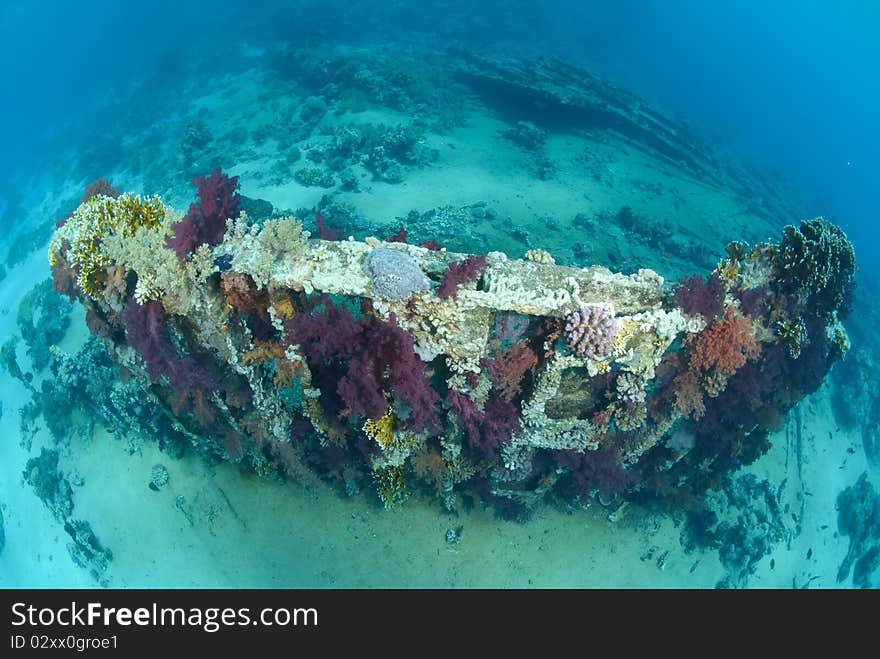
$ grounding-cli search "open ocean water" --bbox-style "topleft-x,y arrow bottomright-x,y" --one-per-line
0,0 -> 878,590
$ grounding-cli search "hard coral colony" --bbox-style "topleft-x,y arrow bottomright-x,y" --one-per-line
48,171 -> 856,516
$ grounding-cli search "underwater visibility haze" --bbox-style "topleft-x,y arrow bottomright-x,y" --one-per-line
1,0 -> 879,589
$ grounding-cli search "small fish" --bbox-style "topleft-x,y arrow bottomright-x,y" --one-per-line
820,524 -> 828,530
807,548 -> 813,560
770,558 -> 775,570
846,447 -> 855,454
689,560 -> 700,574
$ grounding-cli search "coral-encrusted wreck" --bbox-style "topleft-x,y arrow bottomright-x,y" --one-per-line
48,173 -> 856,516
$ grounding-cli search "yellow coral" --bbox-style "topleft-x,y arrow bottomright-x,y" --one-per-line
109,194 -> 165,234
271,296 -> 296,320
524,248 -> 555,264
612,317 -> 635,353
717,257 -> 740,285
363,406 -> 396,449
49,194 -> 166,299
373,465 -> 407,508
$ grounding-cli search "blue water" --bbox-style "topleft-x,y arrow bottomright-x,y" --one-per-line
1,0 -> 878,589
2,1 -> 878,273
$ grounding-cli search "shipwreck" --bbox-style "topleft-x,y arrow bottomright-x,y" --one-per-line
48,169 -> 855,515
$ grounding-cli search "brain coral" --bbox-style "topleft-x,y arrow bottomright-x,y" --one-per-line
362,247 -> 431,301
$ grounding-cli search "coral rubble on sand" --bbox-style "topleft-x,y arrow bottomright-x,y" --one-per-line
47,171 -> 856,517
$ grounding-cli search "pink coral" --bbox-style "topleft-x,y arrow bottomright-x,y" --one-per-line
564,306 -> 620,358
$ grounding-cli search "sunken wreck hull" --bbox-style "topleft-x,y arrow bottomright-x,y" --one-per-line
48,175 -> 856,515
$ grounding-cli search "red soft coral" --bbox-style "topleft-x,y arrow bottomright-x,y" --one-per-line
315,209 -> 344,241
672,369 -> 706,420
483,340 -> 538,401
192,167 -> 240,244
81,178 -> 120,203
556,446 -> 635,500
437,254 -> 488,300
687,307 -> 761,376
285,298 -> 439,433
385,226 -> 408,243
671,307 -> 762,419
166,167 -> 240,258
672,274 -> 725,321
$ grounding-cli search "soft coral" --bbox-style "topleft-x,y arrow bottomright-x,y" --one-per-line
166,167 -> 240,258
447,389 -> 520,460
437,254 -> 488,300
285,298 -> 439,433
556,446 -> 635,500
123,299 -> 215,391
672,274 -> 725,322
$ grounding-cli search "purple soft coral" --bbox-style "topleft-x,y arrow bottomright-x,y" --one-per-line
166,167 -> 240,258
285,298 -> 439,433
123,299 -> 215,391
556,446 -> 635,500
447,389 -> 520,461
564,306 -> 620,358
672,274 -> 725,321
